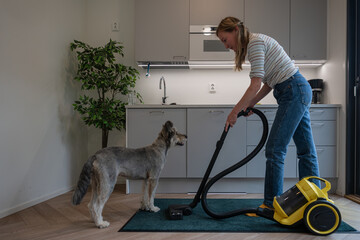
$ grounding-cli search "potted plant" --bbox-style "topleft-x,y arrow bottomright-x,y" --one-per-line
71,39 -> 142,148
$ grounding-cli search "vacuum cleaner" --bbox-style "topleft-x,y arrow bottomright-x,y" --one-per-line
167,107 -> 341,236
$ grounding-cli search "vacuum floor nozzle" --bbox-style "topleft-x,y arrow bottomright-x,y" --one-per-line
167,204 -> 193,220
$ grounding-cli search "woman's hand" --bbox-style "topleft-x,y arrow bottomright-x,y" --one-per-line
225,110 -> 239,132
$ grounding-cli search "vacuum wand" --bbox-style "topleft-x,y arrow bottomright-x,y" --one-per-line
168,107 -> 269,220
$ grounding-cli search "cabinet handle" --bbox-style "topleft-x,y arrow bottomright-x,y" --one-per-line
263,110 -> 276,115
311,123 -> 325,127
316,148 -> 324,153
149,110 -> 165,114
310,110 -> 325,114
209,110 -> 225,114
173,56 -> 186,60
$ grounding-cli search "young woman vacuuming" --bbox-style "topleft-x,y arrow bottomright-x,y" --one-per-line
216,16 -> 320,214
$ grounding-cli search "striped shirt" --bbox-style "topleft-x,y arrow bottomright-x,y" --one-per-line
247,33 -> 298,88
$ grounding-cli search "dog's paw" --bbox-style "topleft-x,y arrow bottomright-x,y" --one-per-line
97,221 -> 110,229
140,205 -> 150,211
150,206 -> 160,212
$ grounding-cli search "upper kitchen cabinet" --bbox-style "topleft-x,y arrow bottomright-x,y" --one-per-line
135,0 -> 189,64
244,0 -> 290,54
290,0 -> 327,61
190,0 -> 244,25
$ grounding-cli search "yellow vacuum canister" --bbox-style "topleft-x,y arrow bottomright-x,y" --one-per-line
272,176 -> 341,235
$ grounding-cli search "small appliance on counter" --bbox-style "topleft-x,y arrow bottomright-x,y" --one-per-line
308,79 -> 324,104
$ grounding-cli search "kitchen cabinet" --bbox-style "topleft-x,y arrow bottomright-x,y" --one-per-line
244,0 -> 327,61
246,106 -> 337,178
135,0 -> 189,63
187,108 -> 246,178
126,108 -> 187,178
190,0 -> 244,25
134,0 -> 327,66
309,108 -> 337,177
126,105 -> 339,193
244,0 -> 290,54
290,0 -> 327,61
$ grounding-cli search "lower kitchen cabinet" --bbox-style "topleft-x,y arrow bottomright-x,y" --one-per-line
126,108 -> 187,178
316,146 -> 337,178
126,105 -> 339,193
187,108 -> 246,178
247,106 -> 338,179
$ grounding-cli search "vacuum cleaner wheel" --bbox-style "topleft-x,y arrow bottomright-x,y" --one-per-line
303,200 -> 341,236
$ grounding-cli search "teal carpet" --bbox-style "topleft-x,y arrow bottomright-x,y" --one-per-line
119,198 -> 358,233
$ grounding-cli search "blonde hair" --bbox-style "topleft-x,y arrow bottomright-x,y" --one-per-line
216,17 -> 250,71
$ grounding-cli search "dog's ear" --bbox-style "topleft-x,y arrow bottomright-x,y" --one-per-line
164,121 -> 173,130
161,121 -> 174,147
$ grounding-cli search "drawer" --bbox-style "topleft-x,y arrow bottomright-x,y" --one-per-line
247,120 -> 335,146
312,121 -> 336,145
247,108 -> 277,121
316,146 -> 337,177
296,146 -> 336,178
248,107 -> 337,121
309,108 -> 337,120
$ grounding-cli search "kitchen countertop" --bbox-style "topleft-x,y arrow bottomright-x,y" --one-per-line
126,104 -> 341,109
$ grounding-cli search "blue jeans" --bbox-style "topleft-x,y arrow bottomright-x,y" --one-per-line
263,71 -> 320,207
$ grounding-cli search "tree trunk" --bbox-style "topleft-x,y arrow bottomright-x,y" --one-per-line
102,128 -> 109,148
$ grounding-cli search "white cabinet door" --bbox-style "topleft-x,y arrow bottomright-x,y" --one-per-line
244,0 -> 290,54
187,108 -> 247,178
135,0 -> 189,62
290,0 -> 327,60
190,0 -> 244,25
126,108 -> 187,178
316,146 -> 336,178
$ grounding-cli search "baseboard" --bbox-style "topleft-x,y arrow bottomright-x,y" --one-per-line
345,194 -> 360,204
0,185 -> 74,219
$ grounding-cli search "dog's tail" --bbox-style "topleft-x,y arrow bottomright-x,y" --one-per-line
72,155 -> 96,205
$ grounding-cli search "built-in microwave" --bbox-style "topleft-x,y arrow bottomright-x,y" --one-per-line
189,25 -> 235,61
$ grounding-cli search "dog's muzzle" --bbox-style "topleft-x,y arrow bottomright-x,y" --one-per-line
176,135 -> 187,146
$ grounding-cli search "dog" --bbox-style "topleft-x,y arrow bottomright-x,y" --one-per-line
72,121 -> 187,228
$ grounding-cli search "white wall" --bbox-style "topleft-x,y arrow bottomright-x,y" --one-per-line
318,0 -> 347,195
84,0 -> 136,153
0,0 -> 88,218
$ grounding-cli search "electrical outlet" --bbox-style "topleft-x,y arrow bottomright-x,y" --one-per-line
112,21 -> 120,31
209,82 -> 216,93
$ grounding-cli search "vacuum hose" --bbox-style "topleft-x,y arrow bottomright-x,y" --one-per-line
191,107 -> 269,219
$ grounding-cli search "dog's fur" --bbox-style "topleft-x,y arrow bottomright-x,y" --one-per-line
72,121 -> 187,228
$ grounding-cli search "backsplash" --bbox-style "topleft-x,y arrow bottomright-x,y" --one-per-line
134,67 -> 320,105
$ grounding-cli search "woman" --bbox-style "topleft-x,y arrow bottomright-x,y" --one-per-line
216,17 -> 320,212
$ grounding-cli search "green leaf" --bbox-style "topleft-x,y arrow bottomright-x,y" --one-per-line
71,39 -> 142,146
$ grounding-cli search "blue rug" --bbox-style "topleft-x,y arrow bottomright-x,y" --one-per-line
119,198 -> 358,233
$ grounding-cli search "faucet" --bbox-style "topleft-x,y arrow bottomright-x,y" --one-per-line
159,76 -> 167,104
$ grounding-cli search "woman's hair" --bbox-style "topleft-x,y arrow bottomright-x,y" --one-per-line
216,17 -> 250,71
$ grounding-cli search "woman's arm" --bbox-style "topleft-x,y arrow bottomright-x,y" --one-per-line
225,77 -> 262,131
249,82 -> 272,107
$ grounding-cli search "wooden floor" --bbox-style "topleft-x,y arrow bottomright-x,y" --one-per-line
1,186 -> 360,240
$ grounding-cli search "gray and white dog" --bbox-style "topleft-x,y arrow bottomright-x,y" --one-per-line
72,121 -> 187,228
